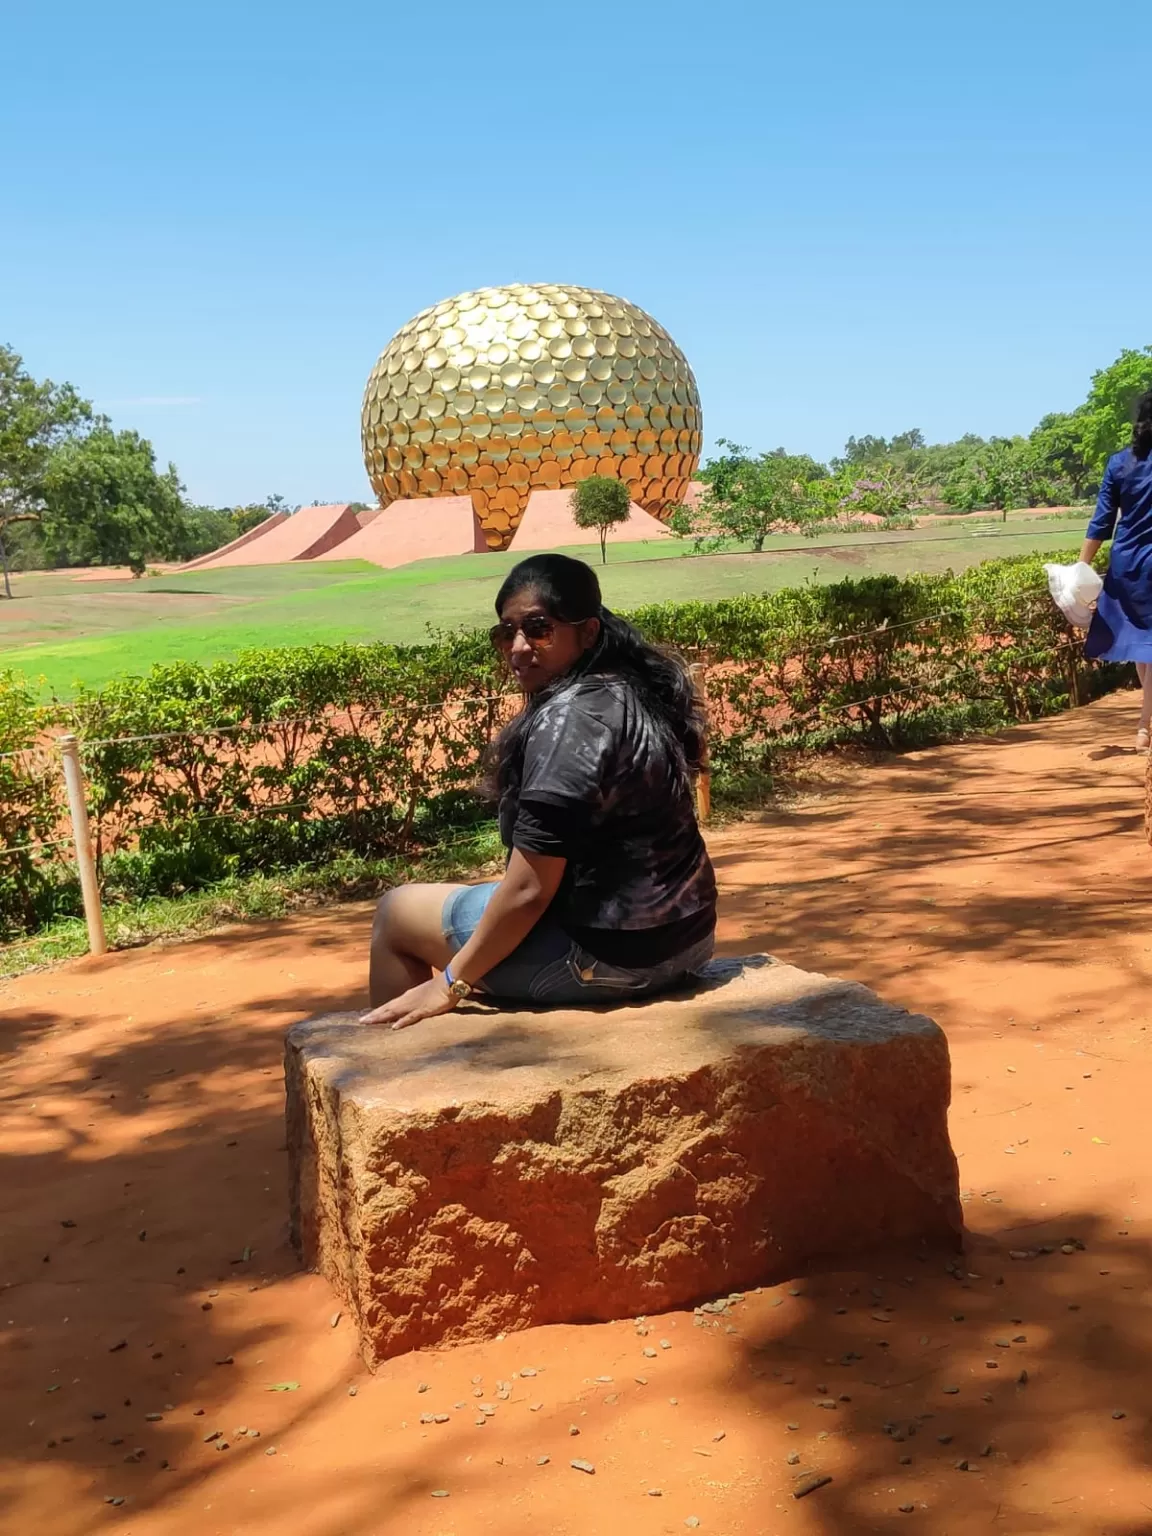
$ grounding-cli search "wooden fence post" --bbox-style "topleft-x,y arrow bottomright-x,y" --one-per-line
57,733 -> 107,956
689,663 -> 712,825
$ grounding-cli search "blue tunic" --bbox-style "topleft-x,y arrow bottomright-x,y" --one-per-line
1084,447 -> 1152,663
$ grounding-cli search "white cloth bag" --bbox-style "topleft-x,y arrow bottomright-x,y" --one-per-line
1044,561 -> 1103,629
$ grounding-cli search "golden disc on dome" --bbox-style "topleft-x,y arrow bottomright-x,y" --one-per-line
595,453 -> 616,475
536,460 -> 562,487
507,461 -> 530,487
362,283 -> 700,549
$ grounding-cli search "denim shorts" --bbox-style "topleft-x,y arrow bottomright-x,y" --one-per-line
442,881 -> 715,1006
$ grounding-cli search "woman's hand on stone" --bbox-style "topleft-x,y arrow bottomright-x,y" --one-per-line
360,976 -> 459,1030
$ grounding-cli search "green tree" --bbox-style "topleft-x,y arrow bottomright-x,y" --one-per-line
1080,345 -> 1152,475
0,345 -> 92,596
1030,410 -> 1094,500
42,427 -> 188,575
570,474 -> 632,563
687,453 -> 825,551
943,437 -> 1058,514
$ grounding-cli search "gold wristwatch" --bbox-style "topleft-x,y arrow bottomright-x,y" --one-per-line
444,962 -> 472,1001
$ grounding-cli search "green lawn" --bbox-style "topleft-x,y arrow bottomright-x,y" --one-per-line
3,517 -> 1086,698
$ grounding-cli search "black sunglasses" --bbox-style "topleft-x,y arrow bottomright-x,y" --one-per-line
490,615 -> 574,653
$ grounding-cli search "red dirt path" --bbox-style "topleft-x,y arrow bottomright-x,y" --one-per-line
3,691 -> 1152,1535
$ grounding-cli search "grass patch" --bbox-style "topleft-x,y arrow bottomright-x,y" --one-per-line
0,826 -> 504,979
5,520 -> 1086,698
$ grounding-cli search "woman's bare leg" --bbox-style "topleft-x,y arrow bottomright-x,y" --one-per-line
368,882 -> 464,1006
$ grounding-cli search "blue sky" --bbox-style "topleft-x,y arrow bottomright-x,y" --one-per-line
5,0 -> 1148,506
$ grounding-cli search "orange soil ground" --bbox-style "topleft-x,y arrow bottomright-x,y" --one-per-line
3,691 -> 1152,1536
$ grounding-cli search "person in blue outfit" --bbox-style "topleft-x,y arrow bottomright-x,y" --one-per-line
360,552 -> 717,1029
1082,389 -> 1152,749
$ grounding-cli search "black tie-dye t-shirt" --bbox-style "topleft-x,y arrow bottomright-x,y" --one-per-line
498,673 -> 716,963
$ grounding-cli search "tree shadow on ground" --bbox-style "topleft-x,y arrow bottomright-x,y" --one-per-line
712,1206 -> 1152,1534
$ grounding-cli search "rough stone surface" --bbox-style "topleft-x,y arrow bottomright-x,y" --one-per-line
286,956 -> 961,1365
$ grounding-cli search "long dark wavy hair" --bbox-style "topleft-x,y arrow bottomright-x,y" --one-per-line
1134,389 -> 1152,462
487,553 -> 706,799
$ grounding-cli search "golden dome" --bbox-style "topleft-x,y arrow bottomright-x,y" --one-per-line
361,283 -> 702,550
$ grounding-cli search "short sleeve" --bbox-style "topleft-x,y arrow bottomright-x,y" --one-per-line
511,798 -> 589,858
1087,454 -> 1123,541
519,688 -> 619,810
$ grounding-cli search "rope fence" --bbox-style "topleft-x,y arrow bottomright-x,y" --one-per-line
1,585 -> 1094,957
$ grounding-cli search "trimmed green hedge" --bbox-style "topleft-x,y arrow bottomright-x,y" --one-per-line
0,549 -> 1118,941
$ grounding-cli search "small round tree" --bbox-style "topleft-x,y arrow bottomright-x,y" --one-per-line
569,475 -> 632,564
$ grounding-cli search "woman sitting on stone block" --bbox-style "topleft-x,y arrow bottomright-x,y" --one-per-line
361,552 -> 716,1028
